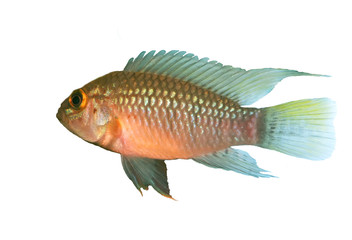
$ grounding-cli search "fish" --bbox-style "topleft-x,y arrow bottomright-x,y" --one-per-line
57,50 -> 336,199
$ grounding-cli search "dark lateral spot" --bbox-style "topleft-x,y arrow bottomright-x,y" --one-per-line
93,108 -> 97,114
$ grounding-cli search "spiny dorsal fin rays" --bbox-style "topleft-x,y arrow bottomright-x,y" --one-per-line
124,50 -> 326,105
125,51 -> 147,72
152,51 -> 191,75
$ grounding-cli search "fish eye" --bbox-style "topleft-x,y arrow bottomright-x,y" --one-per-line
69,89 -> 87,109
72,94 -> 82,106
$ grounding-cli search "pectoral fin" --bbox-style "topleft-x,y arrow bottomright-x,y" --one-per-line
121,156 -> 173,199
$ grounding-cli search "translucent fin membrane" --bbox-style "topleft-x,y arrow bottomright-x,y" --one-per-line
258,98 -> 336,160
124,50 -> 326,105
121,156 -> 173,199
193,148 -> 274,178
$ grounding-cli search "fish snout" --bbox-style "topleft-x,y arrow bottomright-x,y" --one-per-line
56,109 -> 64,123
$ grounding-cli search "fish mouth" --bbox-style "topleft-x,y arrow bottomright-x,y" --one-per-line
56,109 -> 64,123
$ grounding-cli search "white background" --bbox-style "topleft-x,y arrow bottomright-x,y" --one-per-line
0,0 -> 351,239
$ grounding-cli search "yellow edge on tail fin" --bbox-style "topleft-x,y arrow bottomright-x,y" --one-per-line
257,98 -> 336,160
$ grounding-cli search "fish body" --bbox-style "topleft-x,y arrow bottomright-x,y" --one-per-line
57,50 -> 336,198
79,71 -> 259,159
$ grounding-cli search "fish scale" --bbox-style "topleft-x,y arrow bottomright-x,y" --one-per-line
88,71 -> 260,159
57,50 -> 335,198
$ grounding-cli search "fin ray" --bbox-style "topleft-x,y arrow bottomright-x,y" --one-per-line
193,148 -> 274,178
124,50 -> 325,105
257,98 -> 336,160
121,156 -> 173,199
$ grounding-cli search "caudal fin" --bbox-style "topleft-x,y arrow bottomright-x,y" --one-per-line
257,98 -> 336,160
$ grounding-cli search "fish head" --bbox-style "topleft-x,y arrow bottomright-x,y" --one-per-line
57,88 -> 111,143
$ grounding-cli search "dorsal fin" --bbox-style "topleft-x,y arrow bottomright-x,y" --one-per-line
124,50 -> 326,105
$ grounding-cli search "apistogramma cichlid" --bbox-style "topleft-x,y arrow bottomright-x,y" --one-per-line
57,50 -> 336,199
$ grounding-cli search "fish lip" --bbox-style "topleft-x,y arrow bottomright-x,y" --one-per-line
56,109 -> 63,123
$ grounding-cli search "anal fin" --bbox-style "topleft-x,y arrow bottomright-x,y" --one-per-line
121,156 -> 174,199
193,148 -> 274,178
